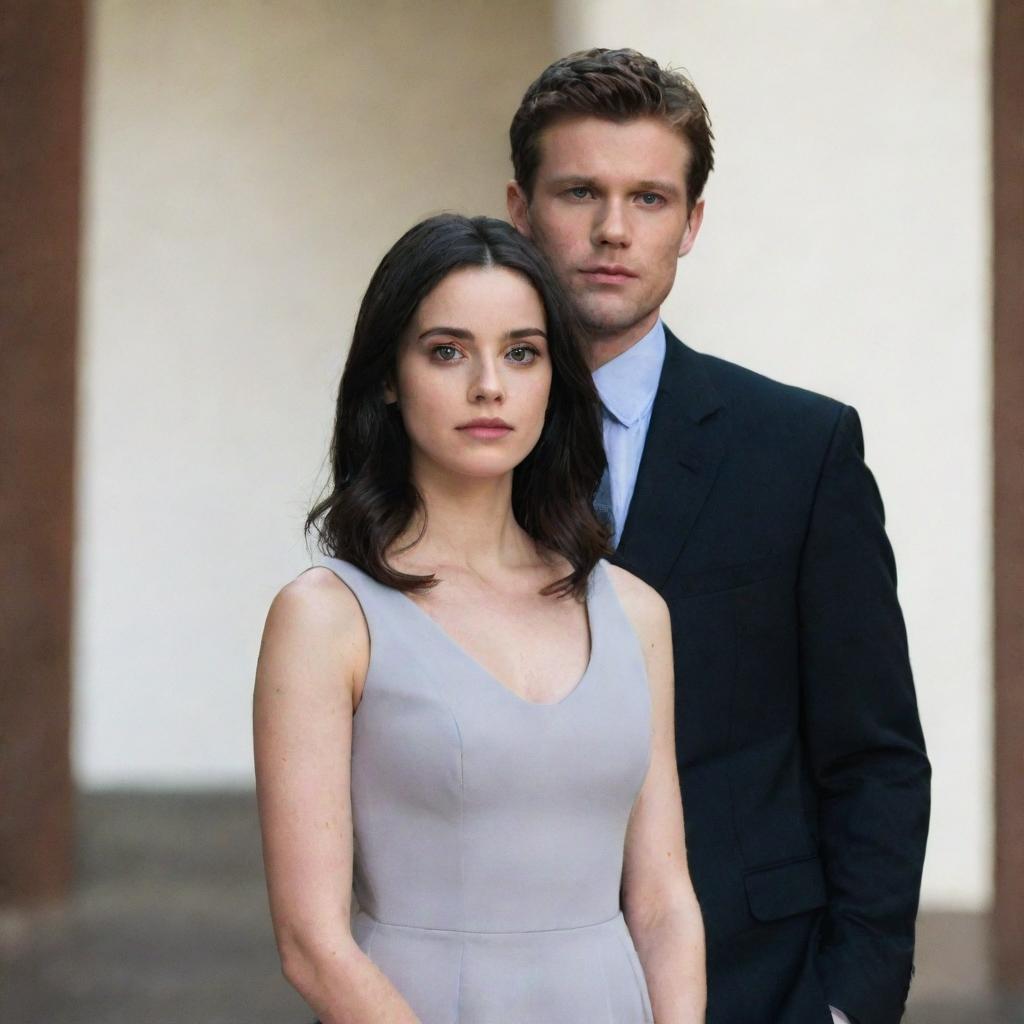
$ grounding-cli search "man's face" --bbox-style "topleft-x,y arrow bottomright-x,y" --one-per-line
508,115 -> 703,355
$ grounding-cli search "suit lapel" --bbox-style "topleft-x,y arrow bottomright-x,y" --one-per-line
613,329 -> 727,590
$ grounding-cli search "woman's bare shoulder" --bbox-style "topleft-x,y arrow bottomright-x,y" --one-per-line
602,563 -> 669,644
259,567 -> 369,687
269,566 -> 363,627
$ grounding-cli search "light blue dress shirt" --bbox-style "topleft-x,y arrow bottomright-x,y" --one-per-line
591,319 -> 666,548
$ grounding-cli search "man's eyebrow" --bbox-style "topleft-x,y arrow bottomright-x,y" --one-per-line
637,179 -> 683,197
546,175 -> 682,198
548,175 -> 598,189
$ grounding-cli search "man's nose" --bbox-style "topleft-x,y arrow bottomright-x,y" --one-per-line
593,198 -> 630,247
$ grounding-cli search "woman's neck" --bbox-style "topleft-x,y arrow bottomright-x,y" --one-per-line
391,466 -> 540,577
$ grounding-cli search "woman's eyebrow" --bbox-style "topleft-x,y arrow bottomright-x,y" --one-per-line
418,326 -> 473,341
417,326 -> 547,341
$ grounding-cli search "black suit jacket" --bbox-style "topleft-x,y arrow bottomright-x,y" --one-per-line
613,329 -> 930,1024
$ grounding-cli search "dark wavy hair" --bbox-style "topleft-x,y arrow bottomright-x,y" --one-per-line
511,48 -> 714,212
306,214 -> 609,599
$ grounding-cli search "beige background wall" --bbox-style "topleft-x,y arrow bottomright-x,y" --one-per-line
75,0 -> 555,786
557,1 -> 993,909
77,0 -> 991,912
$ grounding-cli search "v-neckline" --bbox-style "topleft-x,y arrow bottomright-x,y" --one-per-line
395,561 -> 603,709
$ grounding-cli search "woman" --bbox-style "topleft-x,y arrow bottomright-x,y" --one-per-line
254,214 -> 705,1023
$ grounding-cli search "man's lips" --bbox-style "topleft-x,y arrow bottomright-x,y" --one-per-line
456,418 -> 513,439
580,265 -> 637,285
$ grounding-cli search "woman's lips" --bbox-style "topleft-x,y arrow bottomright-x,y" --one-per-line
457,420 -> 513,439
460,426 -> 512,439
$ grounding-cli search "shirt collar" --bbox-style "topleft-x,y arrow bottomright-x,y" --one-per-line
591,319 -> 667,427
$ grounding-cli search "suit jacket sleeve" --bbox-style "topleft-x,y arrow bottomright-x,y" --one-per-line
798,404 -> 931,1024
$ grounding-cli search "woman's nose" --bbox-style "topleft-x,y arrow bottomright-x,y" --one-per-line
470,359 -> 505,403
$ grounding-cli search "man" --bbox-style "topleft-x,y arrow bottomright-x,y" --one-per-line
507,49 -> 930,1024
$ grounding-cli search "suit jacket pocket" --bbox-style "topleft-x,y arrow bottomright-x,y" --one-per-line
744,855 -> 827,922
663,552 -> 791,598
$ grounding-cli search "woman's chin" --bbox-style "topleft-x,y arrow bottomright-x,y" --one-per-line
414,456 -> 526,486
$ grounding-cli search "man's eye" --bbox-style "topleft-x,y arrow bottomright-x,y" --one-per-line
638,192 -> 664,206
432,345 -> 461,361
507,346 -> 537,364
568,186 -> 592,200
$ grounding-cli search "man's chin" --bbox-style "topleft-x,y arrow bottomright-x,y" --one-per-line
576,303 -> 653,342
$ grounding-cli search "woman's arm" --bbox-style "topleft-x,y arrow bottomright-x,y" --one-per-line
253,568 -> 420,1024
609,566 -> 707,1024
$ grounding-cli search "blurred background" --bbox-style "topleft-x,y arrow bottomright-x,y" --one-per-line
2,0 -> 1021,1021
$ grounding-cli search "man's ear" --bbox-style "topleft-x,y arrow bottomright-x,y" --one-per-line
507,180 -> 532,238
678,198 -> 705,258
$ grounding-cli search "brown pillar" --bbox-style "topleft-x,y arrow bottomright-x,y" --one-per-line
0,0 -> 83,908
993,0 -> 1024,994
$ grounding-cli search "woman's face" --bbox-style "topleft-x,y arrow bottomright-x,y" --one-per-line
389,266 -> 553,484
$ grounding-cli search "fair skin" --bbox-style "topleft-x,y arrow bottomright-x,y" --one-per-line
254,265 -> 705,1022
507,114 -> 705,370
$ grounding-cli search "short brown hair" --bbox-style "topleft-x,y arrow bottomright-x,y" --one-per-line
510,48 -> 714,211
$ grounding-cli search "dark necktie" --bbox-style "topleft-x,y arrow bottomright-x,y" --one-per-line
593,465 -> 616,545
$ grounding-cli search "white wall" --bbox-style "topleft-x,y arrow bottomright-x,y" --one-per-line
75,1 -> 554,787
556,2 -> 992,909
78,0 -> 991,911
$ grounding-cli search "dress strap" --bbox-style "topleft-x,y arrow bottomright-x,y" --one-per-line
590,558 -> 647,672
313,556 -> 402,635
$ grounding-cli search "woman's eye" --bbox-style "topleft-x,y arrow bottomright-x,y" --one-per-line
432,344 -> 461,362
506,346 -> 538,364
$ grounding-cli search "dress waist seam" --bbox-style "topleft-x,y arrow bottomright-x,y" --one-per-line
358,908 -> 624,936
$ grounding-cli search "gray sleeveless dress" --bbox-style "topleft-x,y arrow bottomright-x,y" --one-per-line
319,557 -> 654,1024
